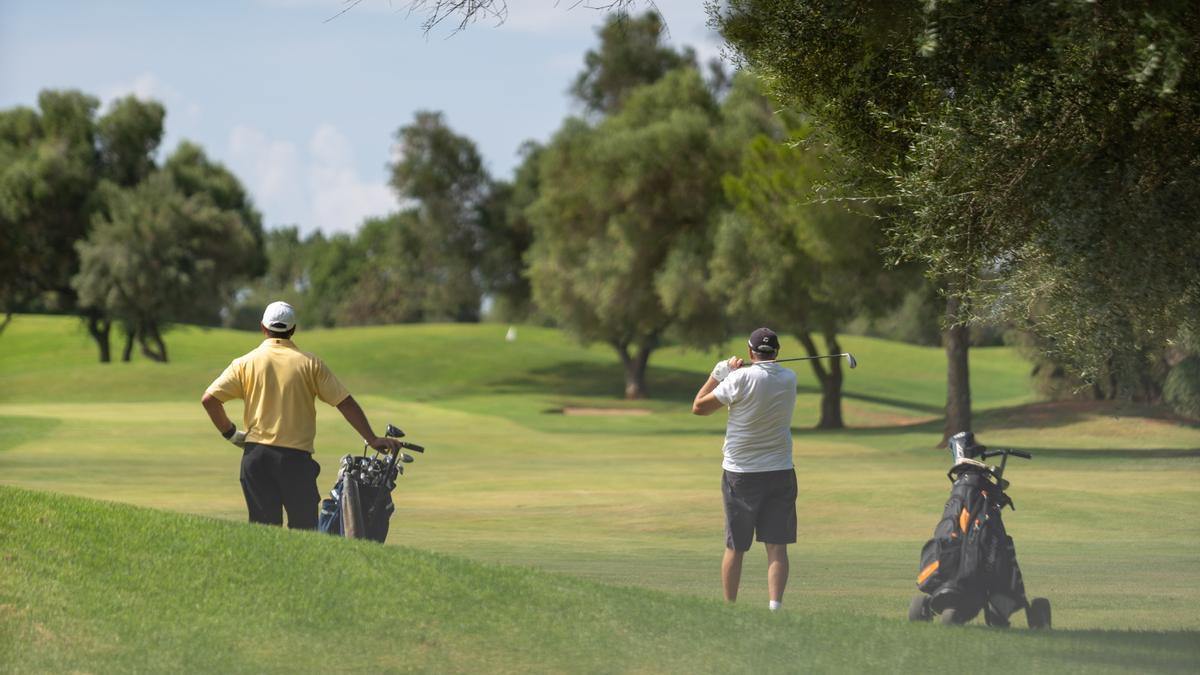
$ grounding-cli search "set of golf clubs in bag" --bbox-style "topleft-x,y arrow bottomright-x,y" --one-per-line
317,423 -> 424,543
909,431 -> 1052,629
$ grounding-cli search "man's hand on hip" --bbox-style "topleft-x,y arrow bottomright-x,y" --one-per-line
222,424 -> 247,448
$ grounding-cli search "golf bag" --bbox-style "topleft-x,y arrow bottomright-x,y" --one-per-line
909,432 -> 1051,628
318,424 -> 423,544
318,454 -> 397,543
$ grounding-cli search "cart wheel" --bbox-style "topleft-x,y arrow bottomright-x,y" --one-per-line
909,595 -> 932,622
939,608 -> 962,625
1027,597 -> 1052,630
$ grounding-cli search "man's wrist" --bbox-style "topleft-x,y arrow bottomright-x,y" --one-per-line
221,424 -> 236,440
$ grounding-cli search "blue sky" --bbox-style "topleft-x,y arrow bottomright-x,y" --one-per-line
0,0 -> 722,234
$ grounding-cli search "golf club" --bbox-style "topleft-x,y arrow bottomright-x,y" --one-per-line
752,353 -> 857,369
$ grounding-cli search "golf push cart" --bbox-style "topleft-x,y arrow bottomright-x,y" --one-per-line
909,431 -> 1052,629
318,423 -> 424,543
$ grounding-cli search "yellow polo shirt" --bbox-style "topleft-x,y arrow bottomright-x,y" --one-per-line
205,338 -> 350,453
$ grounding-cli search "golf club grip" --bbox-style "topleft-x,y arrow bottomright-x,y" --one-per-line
399,441 -> 424,453
1009,450 -> 1032,459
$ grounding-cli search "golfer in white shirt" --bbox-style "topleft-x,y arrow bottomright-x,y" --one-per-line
692,327 -> 798,611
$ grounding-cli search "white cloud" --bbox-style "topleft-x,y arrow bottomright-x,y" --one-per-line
306,124 -> 398,234
228,125 -> 303,205
99,73 -> 179,108
227,123 -> 397,235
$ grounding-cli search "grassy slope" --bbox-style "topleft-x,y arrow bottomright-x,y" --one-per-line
3,487 -> 1197,674
2,314 -> 1199,671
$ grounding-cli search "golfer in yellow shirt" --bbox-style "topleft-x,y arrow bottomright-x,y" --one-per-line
201,301 -> 400,529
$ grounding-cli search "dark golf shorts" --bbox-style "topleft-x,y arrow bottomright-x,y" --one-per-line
722,469 -> 797,551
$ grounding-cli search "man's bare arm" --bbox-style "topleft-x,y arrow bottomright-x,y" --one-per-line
692,377 -> 725,416
693,356 -> 744,416
337,395 -> 400,453
201,393 -> 234,435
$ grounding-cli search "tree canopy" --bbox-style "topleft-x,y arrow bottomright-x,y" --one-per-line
73,170 -> 261,361
710,127 -> 900,428
716,0 -> 1200,396
571,10 -> 697,115
528,67 -> 725,398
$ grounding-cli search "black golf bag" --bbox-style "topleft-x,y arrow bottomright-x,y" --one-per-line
909,432 -> 1051,628
318,424 -> 423,544
318,454 -> 397,543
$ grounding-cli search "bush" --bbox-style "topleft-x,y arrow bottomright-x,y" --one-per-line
1164,356 -> 1200,419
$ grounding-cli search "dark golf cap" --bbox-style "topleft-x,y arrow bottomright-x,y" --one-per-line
748,327 -> 780,354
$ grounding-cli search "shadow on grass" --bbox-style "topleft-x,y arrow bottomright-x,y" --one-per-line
803,400 -> 1190,440
1018,628 -> 1200,672
490,361 -> 704,403
496,361 -> 951,414
977,400 -> 1200,431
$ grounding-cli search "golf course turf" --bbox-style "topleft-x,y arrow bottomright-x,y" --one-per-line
2,315 -> 1198,672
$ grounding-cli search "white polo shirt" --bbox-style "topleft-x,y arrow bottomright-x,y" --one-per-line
712,362 -> 797,473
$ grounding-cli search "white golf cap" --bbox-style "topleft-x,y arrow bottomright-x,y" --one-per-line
261,301 -> 296,332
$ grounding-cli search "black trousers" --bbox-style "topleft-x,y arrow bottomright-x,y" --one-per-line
240,443 -> 321,529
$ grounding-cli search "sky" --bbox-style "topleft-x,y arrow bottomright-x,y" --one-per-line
0,0 -> 724,235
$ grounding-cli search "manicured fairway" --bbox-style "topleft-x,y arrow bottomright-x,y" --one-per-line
2,315 -> 1198,671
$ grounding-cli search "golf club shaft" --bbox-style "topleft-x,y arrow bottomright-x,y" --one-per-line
754,353 -> 857,369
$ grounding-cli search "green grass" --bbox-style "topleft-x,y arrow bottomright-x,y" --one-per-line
2,314 -> 1199,672
3,487 -> 1197,674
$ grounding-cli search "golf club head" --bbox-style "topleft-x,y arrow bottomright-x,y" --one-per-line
385,424 -> 405,438
398,453 -> 414,463
845,353 -> 857,369
399,441 -> 424,453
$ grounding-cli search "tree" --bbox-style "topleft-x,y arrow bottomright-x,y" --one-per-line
527,68 -> 725,398
0,91 -> 100,337
72,172 -> 262,362
478,140 -> 541,322
572,10 -> 697,115
164,141 -> 267,287
716,1 -> 1200,411
708,128 -> 900,428
298,231 -> 361,328
336,211 -> 452,325
387,111 -> 494,322
0,91 -> 180,357
223,226 -> 311,330
96,96 -> 164,188
0,105 -> 48,334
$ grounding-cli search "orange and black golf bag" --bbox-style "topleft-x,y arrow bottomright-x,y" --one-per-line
909,432 -> 1051,628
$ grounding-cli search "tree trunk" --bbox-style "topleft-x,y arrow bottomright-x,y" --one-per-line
84,311 -> 112,363
614,338 -> 654,399
797,331 -> 845,429
942,293 -> 972,444
121,323 -> 136,362
138,320 -> 168,362
0,311 -> 12,336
